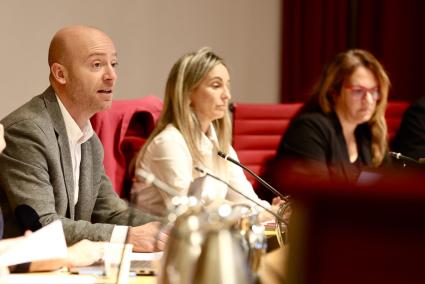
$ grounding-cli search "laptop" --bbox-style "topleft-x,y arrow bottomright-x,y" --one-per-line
70,251 -> 162,277
129,251 -> 162,275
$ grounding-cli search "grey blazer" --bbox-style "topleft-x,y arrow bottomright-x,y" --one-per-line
0,87 -> 157,244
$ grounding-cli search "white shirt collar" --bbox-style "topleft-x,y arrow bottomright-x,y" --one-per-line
199,123 -> 220,153
206,123 -> 219,143
56,95 -> 94,145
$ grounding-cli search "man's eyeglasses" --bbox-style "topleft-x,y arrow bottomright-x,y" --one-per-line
344,85 -> 380,101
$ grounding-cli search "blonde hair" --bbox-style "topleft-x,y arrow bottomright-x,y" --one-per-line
135,47 -> 232,167
305,49 -> 390,167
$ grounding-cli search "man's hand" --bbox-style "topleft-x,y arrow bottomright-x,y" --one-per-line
271,197 -> 291,225
66,239 -> 104,267
127,221 -> 169,252
28,240 -> 104,271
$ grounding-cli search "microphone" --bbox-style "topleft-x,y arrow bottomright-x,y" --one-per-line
217,151 -> 289,202
135,169 -> 181,197
389,151 -> 422,165
14,204 -> 42,232
117,169 -> 176,282
194,166 -> 287,225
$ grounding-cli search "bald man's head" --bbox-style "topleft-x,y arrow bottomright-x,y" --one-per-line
48,25 -> 112,67
47,25 -> 118,125
48,25 -> 117,88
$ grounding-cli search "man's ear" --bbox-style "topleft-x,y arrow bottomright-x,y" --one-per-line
50,63 -> 67,85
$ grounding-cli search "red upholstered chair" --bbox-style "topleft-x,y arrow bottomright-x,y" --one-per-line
230,102 -> 303,188
385,101 -> 410,143
91,96 -> 163,198
231,101 -> 409,191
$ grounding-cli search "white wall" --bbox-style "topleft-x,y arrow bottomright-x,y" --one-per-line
0,0 -> 281,117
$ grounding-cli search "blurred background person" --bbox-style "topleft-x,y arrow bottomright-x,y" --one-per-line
262,49 -> 390,198
131,47 -> 281,217
391,95 -> 425,161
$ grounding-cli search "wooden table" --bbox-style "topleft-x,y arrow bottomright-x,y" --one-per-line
0,271 -> 156,284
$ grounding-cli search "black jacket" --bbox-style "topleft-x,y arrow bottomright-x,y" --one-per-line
260,109 -> 373,200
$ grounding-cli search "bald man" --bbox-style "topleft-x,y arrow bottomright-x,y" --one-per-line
0,26 -> 167,252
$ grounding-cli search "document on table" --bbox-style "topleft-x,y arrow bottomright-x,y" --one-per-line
0,220 -> 68,267
130,251 -> 163,261
0,273 -> 97,284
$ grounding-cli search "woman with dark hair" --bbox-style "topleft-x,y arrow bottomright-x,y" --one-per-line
264,49 -> 390,190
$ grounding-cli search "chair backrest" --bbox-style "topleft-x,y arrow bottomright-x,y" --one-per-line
231,101 -> 410,189
385,101 -> 410,142
230,102 -> 303,188
91,96 -> 163,197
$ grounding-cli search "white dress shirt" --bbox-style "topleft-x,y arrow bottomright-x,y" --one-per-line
57,96 -> 127,243
131,123 -> 270,216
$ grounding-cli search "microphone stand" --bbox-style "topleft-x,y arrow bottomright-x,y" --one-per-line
217,151 -> 289,202
117,169 -> 181,284
135,169 -> 182,199
194,166 -> 287,226
389,151 -> 422,165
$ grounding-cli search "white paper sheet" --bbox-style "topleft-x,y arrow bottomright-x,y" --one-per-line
0,274 -> 97,284
130,251 -> 163,261
0,220 -> 68,267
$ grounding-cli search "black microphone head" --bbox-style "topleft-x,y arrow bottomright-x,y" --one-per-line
389,151 -> 420,163
194,166 -> 206,174
217,151 -> 226,158
388,151 -> 400,159
14,204 -> 42,232
217,150 -> 237,163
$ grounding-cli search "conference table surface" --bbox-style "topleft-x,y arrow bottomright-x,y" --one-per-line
1,228 -> 281,284
0,271 -> 156,284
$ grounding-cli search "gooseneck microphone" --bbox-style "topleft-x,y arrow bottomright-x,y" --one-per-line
217,151 -> 289,202
389,151 -> 421,165
135,169 -> 181,198
116,169 -> 175,283
134,169 -> 184,214
194,166 -> 287,225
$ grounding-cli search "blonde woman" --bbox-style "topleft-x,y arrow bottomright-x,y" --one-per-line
266,49 -> 390,187
131,47 -> 276,216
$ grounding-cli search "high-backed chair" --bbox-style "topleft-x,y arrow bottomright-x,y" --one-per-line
230,102 -> 303,188
91,96 -> 163,198
231,101 -> 410,191
385,101 -> 410,142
